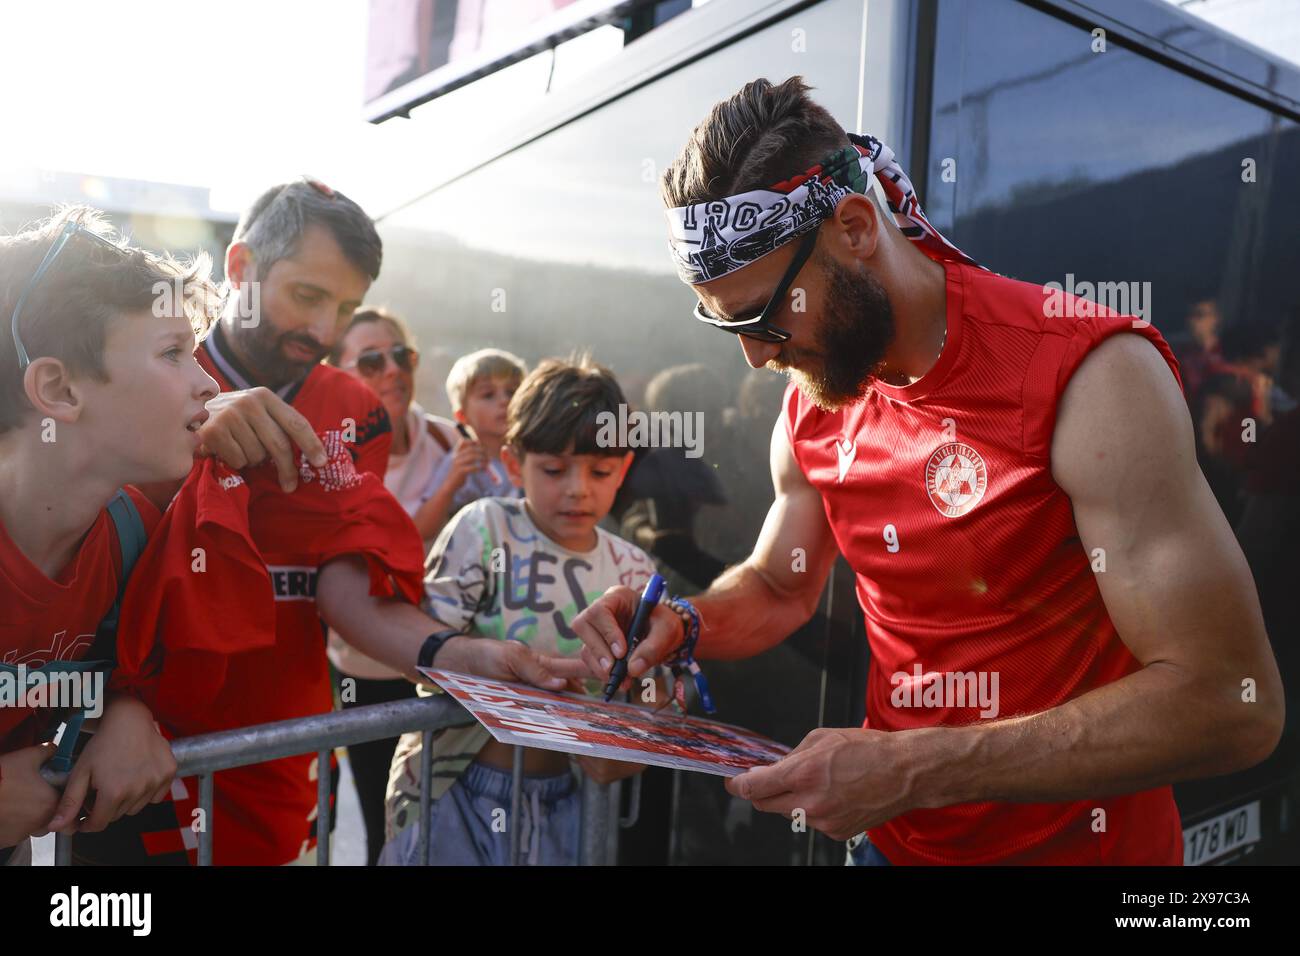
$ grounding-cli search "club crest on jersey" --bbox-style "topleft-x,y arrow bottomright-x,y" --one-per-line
925,442 -> 988,518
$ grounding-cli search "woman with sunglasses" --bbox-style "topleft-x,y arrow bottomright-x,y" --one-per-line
326,306 -> 460,866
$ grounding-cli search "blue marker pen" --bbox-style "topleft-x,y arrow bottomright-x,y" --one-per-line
602,574 -> 665,702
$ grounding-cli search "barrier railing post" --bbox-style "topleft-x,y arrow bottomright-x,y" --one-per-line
509,746 -> 525,865
316,748 -> 331,866
197,773 -> 214,866
667,769 -> 683,865
579,773 -> 612,865
621,772 -> 641,829
605,781 -> 622,865
419,729 -> 433,866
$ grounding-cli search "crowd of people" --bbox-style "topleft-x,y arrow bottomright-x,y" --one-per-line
2,72 -> 1290,869
0,180 -> 685,867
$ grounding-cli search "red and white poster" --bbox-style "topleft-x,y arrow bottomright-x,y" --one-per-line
421,668 -> 791,776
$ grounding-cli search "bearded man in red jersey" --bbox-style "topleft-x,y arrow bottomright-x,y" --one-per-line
572,77 -> 1283,865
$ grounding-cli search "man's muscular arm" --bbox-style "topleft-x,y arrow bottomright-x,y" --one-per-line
917,334 -> 1283,804
573,416 -> 839,681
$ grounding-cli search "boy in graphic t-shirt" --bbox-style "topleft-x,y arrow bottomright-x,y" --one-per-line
381,355 -> 657,865
0,208 -> 220,861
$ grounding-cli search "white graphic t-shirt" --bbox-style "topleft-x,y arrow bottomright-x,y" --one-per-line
385,497 -> 656,840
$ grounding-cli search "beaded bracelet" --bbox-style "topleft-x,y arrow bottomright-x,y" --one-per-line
662,596 -> 716,714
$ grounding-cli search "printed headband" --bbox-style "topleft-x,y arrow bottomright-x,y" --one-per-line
665,132 -> 981,284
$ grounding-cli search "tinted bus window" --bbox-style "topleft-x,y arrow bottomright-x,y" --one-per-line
929,0 -> 1300,861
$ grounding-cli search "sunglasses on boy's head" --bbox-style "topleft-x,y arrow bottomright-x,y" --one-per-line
691,224 -> 821,344
10,220 -> 128,370
346,343 -> 418,376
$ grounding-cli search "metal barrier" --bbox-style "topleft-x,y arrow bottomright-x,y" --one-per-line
41,695 -> 628,866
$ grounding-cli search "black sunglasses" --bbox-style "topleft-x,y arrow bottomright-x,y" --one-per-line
10,221 -> 128,370
347,343 -> 418,376
692,224 -> 821,343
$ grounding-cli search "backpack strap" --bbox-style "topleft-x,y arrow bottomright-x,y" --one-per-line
96,488 -> 149,642
45,488 -> 148,773
425,417 -> 452,453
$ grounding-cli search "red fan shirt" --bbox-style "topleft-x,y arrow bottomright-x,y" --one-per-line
785,259 -> 1185,865
100,323 -> 424,865
1,486 -> 160,752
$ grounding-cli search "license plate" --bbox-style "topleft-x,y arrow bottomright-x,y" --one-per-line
1183,801 -> 1260,865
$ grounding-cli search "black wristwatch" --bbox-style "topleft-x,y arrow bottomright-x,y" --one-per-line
418,629 -> 462,670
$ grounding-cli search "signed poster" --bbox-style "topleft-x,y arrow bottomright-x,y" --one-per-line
420,668 -> 791,776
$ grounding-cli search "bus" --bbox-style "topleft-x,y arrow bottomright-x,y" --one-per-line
366,0 -> 1300,865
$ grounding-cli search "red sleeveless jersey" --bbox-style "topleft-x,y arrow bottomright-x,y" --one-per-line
785,259 -> 1185,865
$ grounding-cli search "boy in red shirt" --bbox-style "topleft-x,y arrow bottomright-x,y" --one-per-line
0,208 -> 221,863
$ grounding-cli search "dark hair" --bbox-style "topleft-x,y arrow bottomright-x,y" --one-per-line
1219,320 -> 1279,364
644,362 -> 727,419
506,353 -> 629,457
0,206 -> 219,434
328,305 -> 413,365
233,179 -> 382,282
661,76 -> 850,209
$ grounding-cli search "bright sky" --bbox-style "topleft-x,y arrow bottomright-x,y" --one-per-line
0,0 -> 627,219
1,0 -> 1288,225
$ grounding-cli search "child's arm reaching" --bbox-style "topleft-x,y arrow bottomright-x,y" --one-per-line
0,745 -> 61,848
414,438 -> 488,541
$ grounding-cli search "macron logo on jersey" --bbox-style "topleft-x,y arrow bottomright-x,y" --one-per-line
836,438 -> 856,483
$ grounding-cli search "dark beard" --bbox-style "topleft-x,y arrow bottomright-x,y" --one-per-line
226,306 -> 327,389
770,257 -> 895,411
